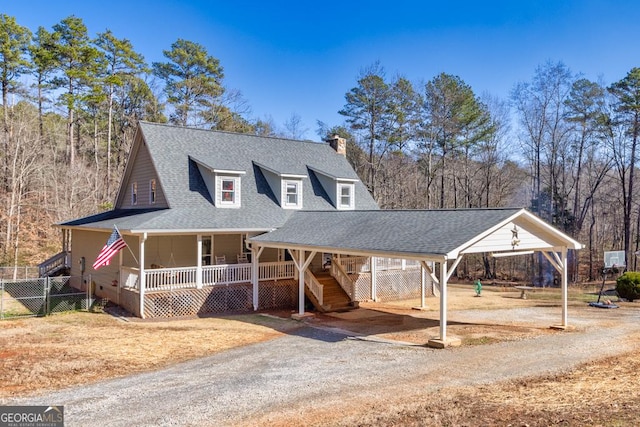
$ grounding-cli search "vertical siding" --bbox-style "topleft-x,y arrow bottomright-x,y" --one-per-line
120,141 -> 168,209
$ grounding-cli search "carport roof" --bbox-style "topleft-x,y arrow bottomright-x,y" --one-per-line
249,208 -> 583,260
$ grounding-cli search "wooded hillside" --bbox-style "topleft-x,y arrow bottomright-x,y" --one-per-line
1,14 -> 638,282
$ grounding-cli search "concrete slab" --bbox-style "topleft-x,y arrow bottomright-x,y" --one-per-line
291,312 -> 315,321
427,337 -> 462,349
550,324 -> 576,331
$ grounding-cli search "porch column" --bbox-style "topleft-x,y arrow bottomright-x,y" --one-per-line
298,250 -> 305,315
439,259 -> 448,342
420,263 -> 426,308
196,235 -> 203,289
288,249 -> 316,317
370,256 -> 377,301
561,247 -> 568,327
427,258 -> 460,348
139,233 -> 147,319
251,246 -> 260,310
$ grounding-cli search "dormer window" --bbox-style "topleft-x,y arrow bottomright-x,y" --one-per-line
215,175 -> 242,208
337,183 -> 354,210
306,166 -> 358,210
131,182 -> 138,205
282,179 -> 302,209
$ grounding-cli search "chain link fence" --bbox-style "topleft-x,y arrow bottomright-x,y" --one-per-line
0,276 -> 93,319
0,266 -> 40,280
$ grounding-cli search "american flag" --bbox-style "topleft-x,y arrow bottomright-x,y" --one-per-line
92,227 -> 127,270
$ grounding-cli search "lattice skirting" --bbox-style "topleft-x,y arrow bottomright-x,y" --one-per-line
353,269 -> 432,302
143,280 -> 297,318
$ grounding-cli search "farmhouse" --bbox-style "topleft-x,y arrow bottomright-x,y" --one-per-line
43,122 -> 582,347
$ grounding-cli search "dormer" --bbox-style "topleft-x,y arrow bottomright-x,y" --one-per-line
308,167 -> 358,210
255,162 -> 306,209
191,157 -> 245,208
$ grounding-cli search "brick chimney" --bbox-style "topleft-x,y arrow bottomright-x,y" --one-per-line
328,135 -> 346,156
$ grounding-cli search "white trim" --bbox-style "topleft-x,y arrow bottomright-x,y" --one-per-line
212,169 -> 246,175
337,183 -> 354,210
282,179 -> 303,209
216,175 -> 241,208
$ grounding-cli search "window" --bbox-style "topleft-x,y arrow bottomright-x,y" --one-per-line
221,179 -> 235,203
215,175 -> 241,208
202,236 -> 212,266
131,182 -> 138,205
286,182 -> 298,205
149,179 -> 157,204
282,180 -> 302,209
338,183 -> 353,209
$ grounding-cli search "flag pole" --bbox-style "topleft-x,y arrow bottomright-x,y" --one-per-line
114,224 -> 139,265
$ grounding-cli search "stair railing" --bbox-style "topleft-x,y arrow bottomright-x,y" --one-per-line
38,251 -> 71,277
304,270 -> 324,306
330,259 -> 355,300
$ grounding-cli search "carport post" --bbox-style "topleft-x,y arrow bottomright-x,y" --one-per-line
439,259 -> 447,342
420,264 -> 426,308
298,250 -> 307,315
561,247 -> 568,327
370,256 -> 377,301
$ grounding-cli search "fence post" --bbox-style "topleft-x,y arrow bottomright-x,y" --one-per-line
1,279 -> 4,320
86,274 -> 92,311
45,277 -> 50,316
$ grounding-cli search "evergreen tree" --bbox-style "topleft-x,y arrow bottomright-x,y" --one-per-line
152,38 -> 224,127
50,16 -> 104,165
96,29 -> 147,196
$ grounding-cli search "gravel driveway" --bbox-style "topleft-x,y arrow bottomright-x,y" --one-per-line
8,305 -> 640,426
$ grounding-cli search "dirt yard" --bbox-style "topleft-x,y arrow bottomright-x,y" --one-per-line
2,282 -> 639,425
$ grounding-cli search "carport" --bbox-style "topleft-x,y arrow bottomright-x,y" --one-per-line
248,208 -> 583,348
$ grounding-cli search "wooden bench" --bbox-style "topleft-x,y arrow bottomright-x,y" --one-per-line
514,285 -> 536,299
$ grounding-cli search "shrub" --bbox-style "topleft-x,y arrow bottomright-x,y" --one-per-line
616,272 -> 640,302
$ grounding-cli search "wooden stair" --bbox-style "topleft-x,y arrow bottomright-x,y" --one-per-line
305,271 -> 356,313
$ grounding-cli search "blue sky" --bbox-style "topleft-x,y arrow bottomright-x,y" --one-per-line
4,0 -> 640,139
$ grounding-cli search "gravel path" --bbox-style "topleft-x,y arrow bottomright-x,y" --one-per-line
8,306 -> 640,426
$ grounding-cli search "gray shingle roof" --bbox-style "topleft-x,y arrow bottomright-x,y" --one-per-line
61,122 -> 378,232
249,208 -> 526,257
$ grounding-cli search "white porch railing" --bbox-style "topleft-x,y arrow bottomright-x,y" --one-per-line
146,266 -> 197,291
339,256 -> 421,273
202,263 -> 251,286
304,269 -> 323,306
120,261 -> 296,292
258,261 -> 296,280
339,256 -> 369,274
